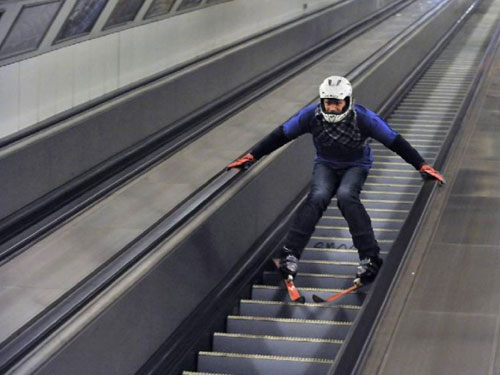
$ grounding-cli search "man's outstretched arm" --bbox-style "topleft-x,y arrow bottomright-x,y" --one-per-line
389,134 -> 446,185
226,125 -> 289,169
227,104 -> 315,169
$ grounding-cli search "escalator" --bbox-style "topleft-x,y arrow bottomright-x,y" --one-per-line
1,0 -> 496,373
182,0 -> 499,372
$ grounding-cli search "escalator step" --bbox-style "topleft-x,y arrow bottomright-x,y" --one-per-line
370,146 -> 437,156
197,352 -> 333,375
295,260 -> 358,275
331,197 -> 414,210
366,174 -> 421,183
239,299 -> 360,321
345,207 -> 409,219
366,169 -> 419,178
312,227 -> 354,240
339,196 -> 415,205
226,315 -> 351,340
262,271 -> 354,289
389,113 -> 456,121
362,182 -> 421,192
301,248 -> 360,261
307,236 -> 357,250
318,216 -> 404,230
394,123 -> 451,131
390,114 -> 456,122
324,206 -> 409,219
300,248 -> 388,261
372,143 -> 440,153
307,235 -> 393,250
251,285 -> 366,306
313,225 -> 399,240
394,132 -> 448,141
370,161 -> 417,171
212,332 -> 342,359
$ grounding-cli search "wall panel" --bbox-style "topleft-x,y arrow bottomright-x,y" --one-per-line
89,33 -> 119,99
53,48 -> 74,114
0,63 -> 18,137
0,0 -> 339,139
73,41 -> 93,106
38,51 -> 61,120
18,57 -> 39,128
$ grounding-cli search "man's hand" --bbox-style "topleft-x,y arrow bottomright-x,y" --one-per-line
227,153 -> 256,170
419,164 -> 446,185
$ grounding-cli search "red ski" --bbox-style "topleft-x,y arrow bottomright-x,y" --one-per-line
273,258 -> 305,304
312,278 -> 361,303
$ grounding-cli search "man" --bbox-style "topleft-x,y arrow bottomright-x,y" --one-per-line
228,76 -> 444,284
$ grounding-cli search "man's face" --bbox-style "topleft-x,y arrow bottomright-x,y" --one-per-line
323,98 -> 347,114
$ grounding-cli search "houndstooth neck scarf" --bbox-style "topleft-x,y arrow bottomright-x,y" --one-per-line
315,105 -> 368,149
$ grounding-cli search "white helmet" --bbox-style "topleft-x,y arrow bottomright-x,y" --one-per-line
319,76 -> 353,123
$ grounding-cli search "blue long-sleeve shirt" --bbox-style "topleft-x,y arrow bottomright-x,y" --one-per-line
252,103 -> 424,170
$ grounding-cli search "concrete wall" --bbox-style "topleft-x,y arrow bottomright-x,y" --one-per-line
0,0 -> 338,139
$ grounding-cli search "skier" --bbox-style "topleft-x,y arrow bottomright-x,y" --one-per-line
228,76 -> 444,285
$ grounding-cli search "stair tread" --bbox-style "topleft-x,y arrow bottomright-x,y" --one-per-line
214,332 -> 343,344
199,351 -> 335,364
228,315 -> 352,326
240,299 -> 361,310
252,284 -> 366,293
264,271 -> 353,278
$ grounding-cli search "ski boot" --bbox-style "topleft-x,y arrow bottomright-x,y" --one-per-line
279,247 -> 299,279
276,247 -> 305,303
356,256 -> 383,284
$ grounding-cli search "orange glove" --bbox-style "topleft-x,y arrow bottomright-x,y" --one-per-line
419,164 -> 446,185
227,153 -> 256,170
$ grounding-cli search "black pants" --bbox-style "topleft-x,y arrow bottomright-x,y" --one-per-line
283,163 -> 380,260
